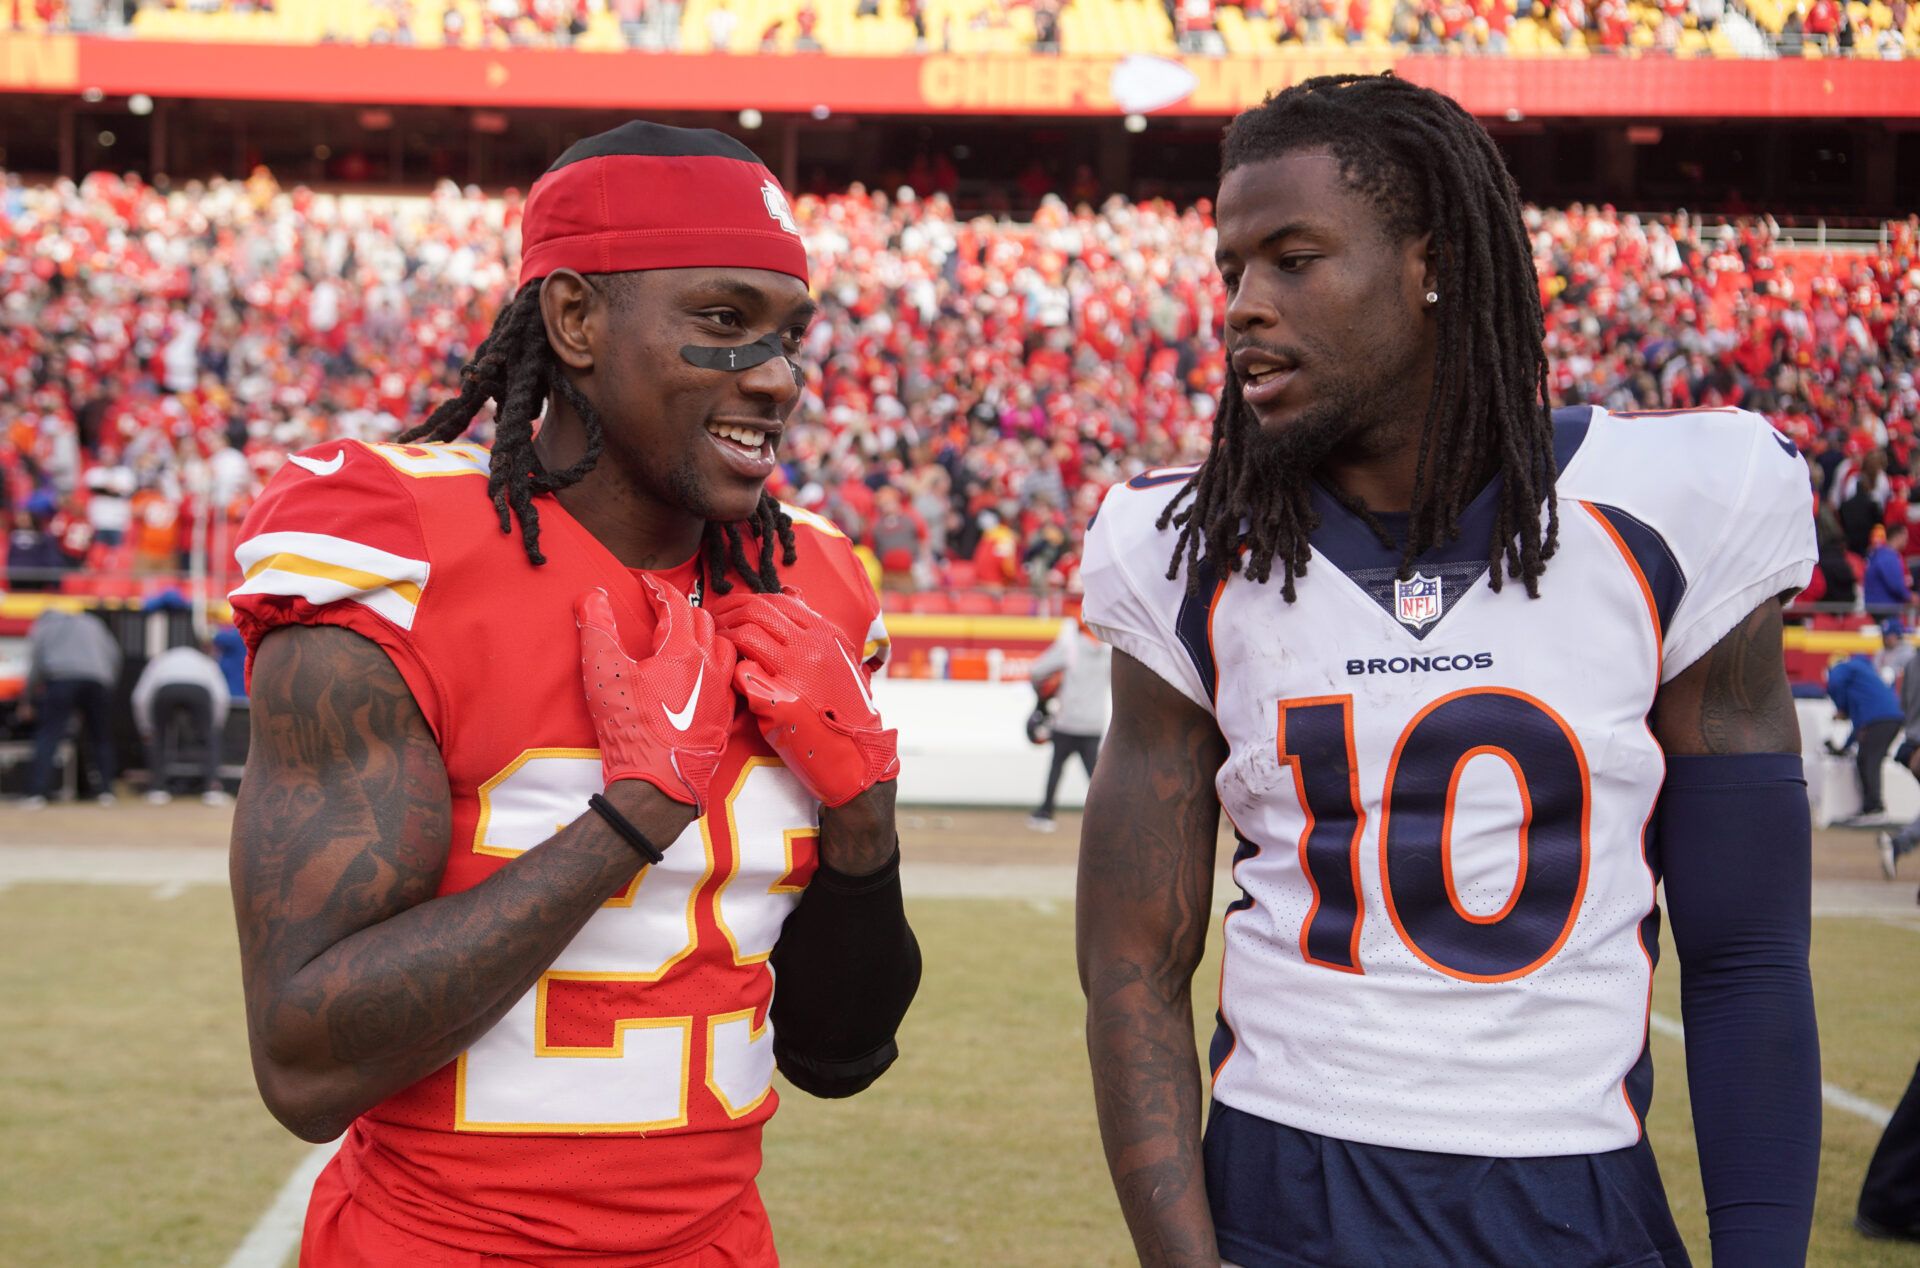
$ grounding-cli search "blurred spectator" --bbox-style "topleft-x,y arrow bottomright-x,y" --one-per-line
869,485 -> 929,589
1882,617 -> 1917,681
615,0 -> 647,44
132,640 -> 232,805
1032,0 -> 1060,50
1867,524 -> 1915,611
1826,652 -> 1906,820
213,624 -> 250,700
21,607 -> 121,809
706,0 -> 734,47
1805,0 -> 1838,50
972,511 -> 1022,589
7,505 -> 65,591
1025,614 -> 1110,832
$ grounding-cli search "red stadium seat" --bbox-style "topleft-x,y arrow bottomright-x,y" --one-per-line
953,592 -> 998,616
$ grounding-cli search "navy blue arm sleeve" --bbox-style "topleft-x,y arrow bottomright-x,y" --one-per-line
1655,753 -> 1820,1267
769,847 -> 921,1099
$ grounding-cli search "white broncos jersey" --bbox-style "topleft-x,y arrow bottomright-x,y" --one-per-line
1083,405 -> 1815,1157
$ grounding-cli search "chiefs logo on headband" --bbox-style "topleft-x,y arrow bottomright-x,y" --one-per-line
518,121 -> 809,288
761,180 -> 799,236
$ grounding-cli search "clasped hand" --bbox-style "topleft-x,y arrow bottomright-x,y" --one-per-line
576,583 -> 897,815
707,587 -> 900,809
576,579 -> 737,814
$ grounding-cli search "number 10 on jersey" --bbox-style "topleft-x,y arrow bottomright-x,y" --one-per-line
1278,689 -> 1592,984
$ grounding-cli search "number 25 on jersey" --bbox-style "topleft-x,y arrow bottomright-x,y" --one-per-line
457,752 -> 815,1133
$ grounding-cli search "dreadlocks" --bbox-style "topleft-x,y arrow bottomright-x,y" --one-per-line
1161,72 -> 1557,603
399,280 -> 796,594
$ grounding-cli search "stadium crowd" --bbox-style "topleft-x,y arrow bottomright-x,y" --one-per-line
3,168 -> 1919,606
14,0 -> 1918,58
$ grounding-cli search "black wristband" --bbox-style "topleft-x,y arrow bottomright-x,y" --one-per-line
588,793 -> 665,864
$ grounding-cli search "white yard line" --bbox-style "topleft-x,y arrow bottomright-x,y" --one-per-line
1648,1011 -> 1893,1128
222,1140 -> 338,1268
0,844 -> 227,887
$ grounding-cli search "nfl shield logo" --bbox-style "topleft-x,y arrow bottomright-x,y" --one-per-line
1394,572 -> 1442,630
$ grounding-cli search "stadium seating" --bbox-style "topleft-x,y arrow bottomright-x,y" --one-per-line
76,0 -> 1918,56
2,169 -> 1916,637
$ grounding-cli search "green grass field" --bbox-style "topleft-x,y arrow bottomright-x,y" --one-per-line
1,881 -> 1916,1266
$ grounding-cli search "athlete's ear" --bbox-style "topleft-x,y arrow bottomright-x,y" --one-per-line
539,269 -> 596,372
1406,232 -> 1438,310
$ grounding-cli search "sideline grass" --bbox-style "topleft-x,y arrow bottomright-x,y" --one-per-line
2,883 -> 1915,1266
0,884 -> 310,1267
1648,916 -> 1920,1268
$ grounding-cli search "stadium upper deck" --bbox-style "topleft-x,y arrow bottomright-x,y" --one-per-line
3,0 -> 1918,211
14,0 -> 1920,59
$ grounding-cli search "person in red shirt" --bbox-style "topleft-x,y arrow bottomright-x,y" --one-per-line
1344,0 -> 1369,40
971,508 -> 1023,587
227,123 -> 918,1268
1804,0 -> 1838,46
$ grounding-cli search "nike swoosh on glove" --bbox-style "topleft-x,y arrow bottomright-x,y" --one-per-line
708,588 -> 899,808
576,579 -> 738,814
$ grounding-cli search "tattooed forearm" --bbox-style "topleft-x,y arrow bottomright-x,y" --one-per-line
230,625 -> 694,1142
818,778 -> 899,876
1077,653 -> 1228,1268
1651,597 -> 1802,757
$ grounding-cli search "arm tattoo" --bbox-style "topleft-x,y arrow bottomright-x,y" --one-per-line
230,625 -> 678,1141
817,777 -> 899,876
1651,597 -> 1803,757
1077,653 -> 1228,1268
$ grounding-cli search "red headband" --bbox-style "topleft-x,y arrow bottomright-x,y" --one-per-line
517,124 -> 809,289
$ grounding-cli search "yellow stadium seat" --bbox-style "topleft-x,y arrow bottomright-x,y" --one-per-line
1214,4 -> 1253,54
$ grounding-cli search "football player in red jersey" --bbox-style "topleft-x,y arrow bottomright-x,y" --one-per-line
227,123 -> 919,1267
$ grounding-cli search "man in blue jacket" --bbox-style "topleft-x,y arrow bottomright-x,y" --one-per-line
1864,524 -> 1914,614
1827,652 -> 1907,818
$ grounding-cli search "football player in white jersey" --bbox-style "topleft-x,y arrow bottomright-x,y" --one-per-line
1077,76 -> 1820,1267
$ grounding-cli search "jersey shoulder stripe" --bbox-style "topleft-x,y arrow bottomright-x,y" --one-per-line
780,501 -> 848,540
1082,474 -> 1216,711
1584,503 -> 1687,638
777,502 -> 892,668
1558,404 -> 1814,681
233,529 -> 431,631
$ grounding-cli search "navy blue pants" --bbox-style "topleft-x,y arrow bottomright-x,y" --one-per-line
29,678 -> 117,799
1206,1102 -> 1690,1267
1860,1058 -> 1920,1234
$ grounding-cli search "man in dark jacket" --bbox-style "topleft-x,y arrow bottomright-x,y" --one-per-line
1827,652 -> 1906,820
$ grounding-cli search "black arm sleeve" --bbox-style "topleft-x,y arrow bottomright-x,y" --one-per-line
1658,753 -> 1821,1266
770,846 -> 921,1099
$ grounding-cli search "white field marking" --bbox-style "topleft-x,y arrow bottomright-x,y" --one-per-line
151,881 -> 188,901
0,844 -> 226,887
1027,898 -> 1060,916
223,1139 -> 338,1268
1648,1011 -> 1893,1128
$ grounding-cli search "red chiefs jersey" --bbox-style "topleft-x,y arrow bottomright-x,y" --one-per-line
229,439 -> 888,1264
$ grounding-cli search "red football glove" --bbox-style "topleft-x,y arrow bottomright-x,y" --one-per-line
708,588 -> 899,808
575,579 -> 738,814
